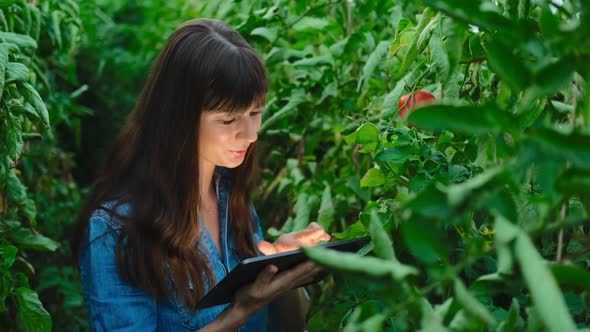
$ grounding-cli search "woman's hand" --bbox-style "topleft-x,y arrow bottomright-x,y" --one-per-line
200,261 -> 320,332
236,261 -> 319,307
257,222 -> 331,255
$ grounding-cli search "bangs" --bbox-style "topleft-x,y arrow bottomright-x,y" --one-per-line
202,47 -> 268,114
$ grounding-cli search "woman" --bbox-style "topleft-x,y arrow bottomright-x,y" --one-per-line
72,18 -> 330,331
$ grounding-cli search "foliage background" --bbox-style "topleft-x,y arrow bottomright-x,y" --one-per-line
0,0 -> 588,331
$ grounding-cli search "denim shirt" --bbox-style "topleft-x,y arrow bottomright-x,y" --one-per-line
78,167 -> 268,331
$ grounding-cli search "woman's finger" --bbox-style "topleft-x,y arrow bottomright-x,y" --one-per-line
254,264 -> 278,289
290,269 -> 322,288
294,227 -> 327,243
308,222 -> 322,230
257,240 -> 278,255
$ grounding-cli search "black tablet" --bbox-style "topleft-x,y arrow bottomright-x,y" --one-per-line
196,236 -> 371,309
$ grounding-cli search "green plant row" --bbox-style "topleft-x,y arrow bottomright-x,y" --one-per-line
0,0 -> 85,331
205,0 -> 590,330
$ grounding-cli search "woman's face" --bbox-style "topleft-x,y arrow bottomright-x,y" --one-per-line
198,106 -> 262,169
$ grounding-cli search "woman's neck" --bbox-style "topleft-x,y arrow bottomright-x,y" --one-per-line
198,160 -> 216,200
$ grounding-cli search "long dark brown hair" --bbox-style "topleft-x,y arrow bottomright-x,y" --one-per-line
71,18 -> 268,309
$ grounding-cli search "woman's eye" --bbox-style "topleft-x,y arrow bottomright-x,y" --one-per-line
250,111 -> 262,117
221,119 -> 235,125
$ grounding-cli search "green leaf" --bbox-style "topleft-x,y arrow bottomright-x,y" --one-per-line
292,17 -> 329,32
368,210 -> 395,261
454,279 -> 496,326
10,103 -> 39,121
28,4 -> 40,42
14,287 -> 51,332
260,89 -> 307,132
267,217 -> 294,238
496,299 -> 523,332
333,220 -> 368,240
50,11 -> 63,49
550,100 -> 574,114
382,73 -> 408,116
293,55 -> 334,68
4,114 -> 24,159
409,173 -> 429,192
448,309 -> 484,331
21,83 -> 49,127
375,146 -> 411,163
10,229 -> 59,251
0,245 -> 17,269
250,26 -> 278,42
538,6 -> 560,38
416,14 -> 439,50
429,27 -> 450,81
477,188 -> 518,222
447,166 -> 505,206
550,264 -> 590,293
303,246 -> 418,281
484,38 -> 530,92
317,184 -> 334,230
496,80 -> 512,108
423,0 -> 521,35
442,18 -> 466,80
528,128 -> 590,171
407,104 -> 514,135
533,57 -> 575,97
0,1 -> 19,10
494,214 -> 519,243
392,8 -> 436,78
418,298 -> 452,332
563,292 -> 584,316
5,62 -> 29,83
344,313 -> 387,332
390,28 -> 415,57
401,218 -> 449,264
7,170 -> 26,203
513,232 -> 577,332
493,214 -> 518,276
495,215 -> 577,332
358,40 -> 390,91
0,43 -> 8,95
344,123 -> 379,153
448,164 -> 469,183
292,192 -> 316,231
21,198 -> 37,224
496,239 -> 514,276
405,182 -> 451,219
360,168 -> 385,188
556,168 -> 590,197
0,32 -> 37,50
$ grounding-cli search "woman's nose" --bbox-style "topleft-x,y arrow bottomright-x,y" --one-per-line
238,117 -> 259,143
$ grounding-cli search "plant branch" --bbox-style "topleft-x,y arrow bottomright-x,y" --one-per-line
269,0 -> 341,48
556,227 -> 564,262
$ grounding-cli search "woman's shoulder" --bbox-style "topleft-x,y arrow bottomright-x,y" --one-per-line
83,199 -> 132,247
90,199 -> 132,224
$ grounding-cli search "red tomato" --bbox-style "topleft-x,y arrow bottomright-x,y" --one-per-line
397,90 -> 435,118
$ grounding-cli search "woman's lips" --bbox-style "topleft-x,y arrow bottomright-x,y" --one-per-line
229,149 -> 247,156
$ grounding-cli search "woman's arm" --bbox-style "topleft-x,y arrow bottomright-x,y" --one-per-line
79,216 -> 157,331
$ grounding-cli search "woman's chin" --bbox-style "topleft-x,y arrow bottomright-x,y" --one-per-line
220,159 -> 245,169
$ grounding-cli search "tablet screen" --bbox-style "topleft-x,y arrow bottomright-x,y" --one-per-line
196,236 -> 370,309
